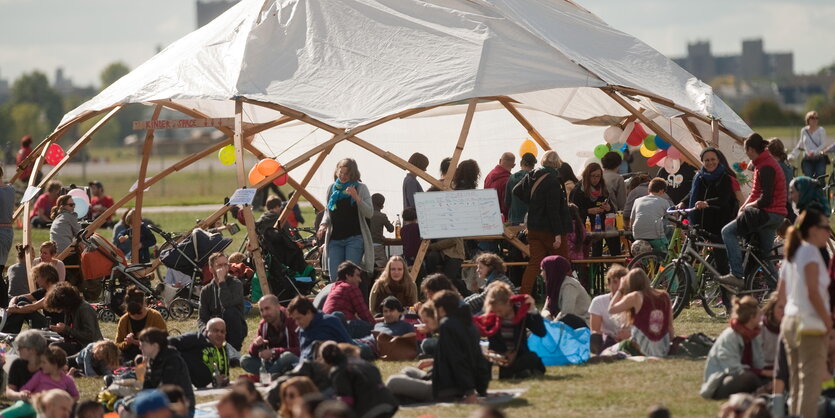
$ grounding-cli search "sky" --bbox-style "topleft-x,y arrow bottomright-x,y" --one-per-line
0,0 -> 833,88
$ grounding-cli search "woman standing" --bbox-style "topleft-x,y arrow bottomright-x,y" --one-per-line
792,111 -> 828,178
572,162 -> 620,257
49,195 -> 80,255
608,269 -> 674,357
777,208 -> 831,418
115,286 -> 167,362
317,159 -> 374,281
369,256 -> 417,315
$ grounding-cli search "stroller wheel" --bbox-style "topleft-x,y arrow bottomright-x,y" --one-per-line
168,298 -> 193,321
98,308 -> 118,323
156,306 -> 171,320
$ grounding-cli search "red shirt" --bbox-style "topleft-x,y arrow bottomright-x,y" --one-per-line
30,194 -> 55,220
484,165 -> 511,218
16,145 -> 33,181
91,195 -> 114,219
322,280 -> 374,323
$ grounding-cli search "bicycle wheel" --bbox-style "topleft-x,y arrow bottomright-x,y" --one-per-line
627,250 -> 667,279
652,261 -> 692,318
698,253 -> 730,318
743,255 -> 780,303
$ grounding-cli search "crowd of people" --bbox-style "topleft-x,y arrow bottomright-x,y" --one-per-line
0,110 -> 832,418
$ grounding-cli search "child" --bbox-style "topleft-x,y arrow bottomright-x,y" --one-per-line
400,207 -> 420,266
72,340 -> 120,377
283,191 -> 306,228
629,178 -> 672,251
8,244 -> 30,299
370,193 -> 395,268
228,252 -> 254,298
374,296 -> 416,337
21,346 -> 79,400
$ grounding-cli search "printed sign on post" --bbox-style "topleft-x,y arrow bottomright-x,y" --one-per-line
229,188 -> 257,206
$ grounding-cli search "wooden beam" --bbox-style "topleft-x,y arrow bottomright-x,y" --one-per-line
682,116 -> 708,149
347,136 -> 446,191
242,115 -> 295,137
711,118 -> 720,147
604,90 -> 700,168
277,144 -> 335,227
232,99 -> 271,297
409,240 -> 430,279
499,100 -> 553,152
444,98 -> 478,188
22,140 -> 52,291
132,105 -> 162,264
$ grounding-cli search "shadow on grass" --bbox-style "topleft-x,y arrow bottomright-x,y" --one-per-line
499,373 -> 582,383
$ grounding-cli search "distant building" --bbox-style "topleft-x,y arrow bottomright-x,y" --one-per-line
197,0 -> 239,28
0,69 -> 9,103
673,38 -> 793,82
52,68 -> 95,99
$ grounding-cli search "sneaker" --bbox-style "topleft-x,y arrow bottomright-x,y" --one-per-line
717,274 -> 744,288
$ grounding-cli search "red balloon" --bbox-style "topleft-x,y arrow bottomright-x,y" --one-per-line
45,143 -> 66,166
272,164 -> 288,186
626,123 -> 649,146
646,149 -> 668,167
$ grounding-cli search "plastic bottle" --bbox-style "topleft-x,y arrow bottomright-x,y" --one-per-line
394,214 -> 402,238
585,218 -> 591,232
260,362 -> 270,385
594,214 -> 603,232
212,362 -> 222,388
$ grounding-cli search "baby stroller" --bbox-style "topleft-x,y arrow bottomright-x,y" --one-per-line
259,224 -> 320,304
78,232 -> 170,322
156,225 -> 232,320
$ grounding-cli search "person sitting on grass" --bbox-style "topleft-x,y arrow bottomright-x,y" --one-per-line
369,256 -> 418,316
476,282 -> 546,379
1,345 -> 79,418
139,327 -> 196,416
75,399 -> 105,418
464,252 -> 516,315
70,339 -> 120,377
287,295 -> 354,360
33,241 -> 65,282
701,296 -> 768,400
30,181 -> 61,229
113,208 -> 157,264
629,178 -> 672,252
320,341 -> 399,418
116,286 -> 168,362
198,252 -> 247,351
374,296 -> 416,337
608,269 -> 674,358
3,263 -> 60,333
44,281 -> 103,356
8,244 -> 31,299
540,255 -> 590,328
589,265 -> 631,355
33,389 -> 74,418
322,261 -> 376,338
277,376 -> 320,418
169,317 -> 240,389
5,329 -> 48,402
241,294 -> 300,377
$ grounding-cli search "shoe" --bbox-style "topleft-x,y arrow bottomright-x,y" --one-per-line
717,274 -> 744,288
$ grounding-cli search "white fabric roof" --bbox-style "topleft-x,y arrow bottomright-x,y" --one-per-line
57,0 -> 753,211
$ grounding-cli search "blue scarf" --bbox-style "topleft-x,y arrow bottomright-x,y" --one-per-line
688,163 -> 727,210
327,179 -> 359,211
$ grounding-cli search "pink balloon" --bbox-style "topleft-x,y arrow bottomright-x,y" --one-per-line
67,188 -> 90,203
667,146 -> 682,160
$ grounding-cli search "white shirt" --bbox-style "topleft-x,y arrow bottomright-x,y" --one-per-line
32,257 -> 65,282
782,242 -> 830,327
792,126 -> 828,155
588,293 -> 625,337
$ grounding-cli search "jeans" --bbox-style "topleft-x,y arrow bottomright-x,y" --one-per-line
327,234 -> 365,282
721,212 -> 783,277
801,156 -> 827,178
331,311 -> 373,338
240,351 -> 299,376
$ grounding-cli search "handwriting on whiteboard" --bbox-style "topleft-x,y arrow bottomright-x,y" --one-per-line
413,189 -> 504,239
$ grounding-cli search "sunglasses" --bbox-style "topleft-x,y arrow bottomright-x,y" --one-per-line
816,223 -> 830,230
809,116 -> 819,120
66,203 -> 75,207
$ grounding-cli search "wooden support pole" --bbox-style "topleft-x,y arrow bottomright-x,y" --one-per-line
711,118 -> 720,147
444,98 -> 478,188
277,144 -> 335,227
132,105 -> 162,264
232,99 -> 271,297
347,136 -> 446,191
604,90 -> 701,167
499,100 -> 553,152
409,240 -> 430,279
682,116 -> 708,149
22,143 -> 51,291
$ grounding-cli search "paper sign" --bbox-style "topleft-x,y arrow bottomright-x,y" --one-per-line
128,178 -> 153,193
20,186 -> 41,204
229,188 -> 257,206
414,189 -> 504,239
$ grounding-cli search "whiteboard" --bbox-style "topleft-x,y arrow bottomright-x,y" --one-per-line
413,189 -> 504,239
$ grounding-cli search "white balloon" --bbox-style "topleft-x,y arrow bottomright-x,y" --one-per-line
72,196 -> 89,218
603,126 -> 623,144
664,158 -> 681,174
67,188 -> 90,203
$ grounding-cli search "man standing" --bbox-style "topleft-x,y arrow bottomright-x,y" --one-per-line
168,318 -> 240,388
88,181 -> 114,226
198,253 -> 247,351
720,133 -> 787,286
484,152 -> 516,219
505,153 -> 537,225
240,295 -> 300,376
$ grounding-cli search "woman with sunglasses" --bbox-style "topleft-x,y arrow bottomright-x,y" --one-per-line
48,195 -> 81,256
792,111 -> 828,178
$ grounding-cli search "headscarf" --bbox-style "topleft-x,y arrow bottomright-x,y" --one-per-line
790,176 -> 830,216
327,179 -> 359,211
541,255 -> 572,315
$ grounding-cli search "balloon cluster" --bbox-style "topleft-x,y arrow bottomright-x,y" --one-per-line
249,158 -> 288,186
731,161 -> 751,185
599,122 -> 684,174
67,188 -> 90,218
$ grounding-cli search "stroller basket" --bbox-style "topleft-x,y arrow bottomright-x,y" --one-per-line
159,228 -> 232,276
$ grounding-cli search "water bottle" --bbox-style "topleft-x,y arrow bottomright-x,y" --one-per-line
394,214 -> 402,238
594,214 -> 603,232
260,363 -> 270,385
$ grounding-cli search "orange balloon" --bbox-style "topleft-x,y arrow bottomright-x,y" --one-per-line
249,165 -> 266,185
257,158 -> 280,176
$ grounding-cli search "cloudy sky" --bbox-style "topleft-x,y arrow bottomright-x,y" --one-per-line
0,0 -> 833,87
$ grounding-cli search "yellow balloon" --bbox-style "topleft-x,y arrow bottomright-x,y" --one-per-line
519,139 -> 538,158
218,145 -> 236,166
639,143 -> 655,158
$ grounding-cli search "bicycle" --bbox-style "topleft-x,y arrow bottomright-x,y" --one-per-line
653,208 -> 780,318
